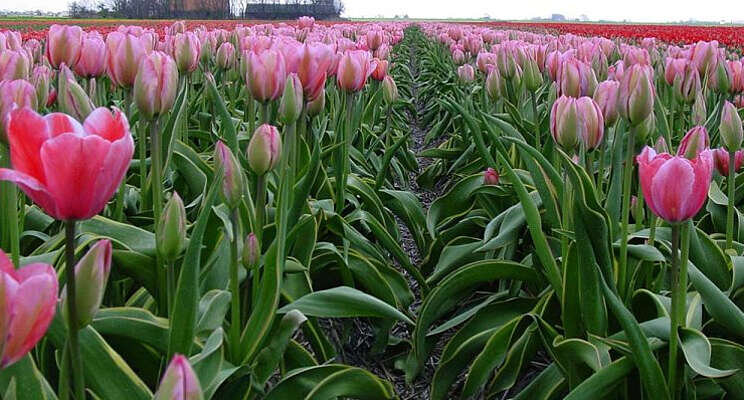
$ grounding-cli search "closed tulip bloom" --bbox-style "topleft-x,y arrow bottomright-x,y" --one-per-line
247,49 -> 287,102
157,193 -> 187,263
174,32 -> 200,73
0,107 -> 134,220
550,95 -> 580,151
485,67 -> 505,101
246,124 -> 282,176
672,63 -> 701,104
58,64 -> 94,121
242,233 -> 260,268
677,126 -> 710,159
457,64 -> 475,83
0,50 -> 30,81
637,146 -> 713,222
452,49 -> 466,66
720,101 -> 743,151
154,354 -> 203,400
0,79 -> 36,140
522,56 -> 543,91
106,32 -> 146,87
692,90 -> 707,126
709,58 -> 733,94
337,50 -> 376,92
214,141 -> 244,209
618,64 -> 654,126
297,43 -> 331,101
0,250 -> 58,368
298,16 -> 315,30
730,60 -> 744,93
60,240 -> 111,327
216,42 -> 236,70
74,34 -> 106,78
483,168 -> 499,185
576,96 -> 604,150
305,88 -> 325,117
476,52 -> 496,74
713,148 -> 744,176
691,40 -> 718,76
31,65 -> 51,109
664,58 -> 687,85
382,75 -> 398,104
133,51 -> 179,119
371,59 -> 388,81
593,80 -> 619,126
366,30 -> 384,51
46,24 -> 83,69
278,73 -> 303,124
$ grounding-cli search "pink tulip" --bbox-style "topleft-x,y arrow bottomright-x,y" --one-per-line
46,24 -> 83,69
215,42 -> 236,70
0,50 -> 30,81
214,141 -> 245,208
174,32 -> 201,73
457,64 -> 475,83
74,34 -> 106,78
593,80 -> 619,126
483,168 -> 499,185
60,240 -> 111,327
366,30 -> 384,51
31,65 -> 51,109
551,96 -> 580,151
677,126 -> 710,159
0,79 -> 36,139
0,107 -> 134,220
576,96 -> 604,150
298,16 -> 315,30
637,146 -> 713,222
371,59 -> 388,81
133,51 -> 179,119
671,62 -> 701,103
297,43 -> 332,101
664,57 -> 688,86
713,148 -> 744,176
618,64 -> 654,126
153,354 -> 203,400
0,250 -> 58,368
106,32 -> 147,87
246,124 -> 282,176
336,50 -> 376,92
558,57 -> 597,98
452,49 -> 466,66
246,49 -> 287,102
476,52 -> 496,74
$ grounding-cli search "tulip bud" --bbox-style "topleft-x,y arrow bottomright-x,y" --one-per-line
457,64 -> 475,83
719,101 -> 743,151
0,50 -> 30,81
46,24 -> 83,69
673,64 -> 700,104
522,57 -> 543,91
692,90 -> 707,126
105,32 -> 146,88
452,49 -> 466,66
550,96 -> 580,151
174,32 -> 201,74
593,80 -> 619,126
0,79 -> 37,140
214,141 -> 244,209
247,124 -> 282,176
216,42 -> 236,70
631,195 -> 645,223
710,58 -> 732,94
154,354 -> 203,400
654,136 -> 670,153
31,65 -> 51,108
483,168 -> 499,185
633,112 -> 655,144
485,67 -> 505,101
247,49 -> 287,102
61,240 -> 112,328
576,96 -> 604,150
242,233 -> 260,268
134,51 -> 179,120
678,126 -> 710,159
74,34 -> 106,78
157,193 -> 187,263
618,64 -> 654,126
306,87 -> 325,117
382,75 -> 398,104
278,73 -> 303,124
713,148 -> 744,176
58,63 -> 94,121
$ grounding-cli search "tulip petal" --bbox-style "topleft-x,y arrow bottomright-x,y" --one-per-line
650,157 -> 695,222
0,168 -> 58,218
83,107 -> 129,142
44,112 -> 84,138
40,133 -> 111,220
6,108 -> 49,182
90,134 -> 134,216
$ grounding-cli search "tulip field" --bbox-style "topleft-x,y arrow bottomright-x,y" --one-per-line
2,16 -> 744,400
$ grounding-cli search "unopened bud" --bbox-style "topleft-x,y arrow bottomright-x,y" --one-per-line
214,141 -> 245,209
382,75 -> 398,104
242,233 -> 260,268
58,63 -> 93,121
61,240 -> 112,328
157,193 -> 187,263
278,73 -> 303,124
246,124 -> 282,176
720,101 -> 743,151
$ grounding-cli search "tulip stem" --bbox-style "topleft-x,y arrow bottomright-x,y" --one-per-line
260,102 -> 270,125
229,208 -> 241,363
335,92 -> 355,215
530,91 -> 540,152
167,261 -> 175,318
8,186 -> 19,268
64,220 -> 85,400
618,128 -> 635,301
150,118 -> 166,315
255,174 -> 266,244
669,221 -> 690,399
726,150 -> 736,253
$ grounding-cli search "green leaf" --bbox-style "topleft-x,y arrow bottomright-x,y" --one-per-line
264,365 -> 395,400
679,328 -> 737,378
278,286 -> 413,325
253,310 -> 308,387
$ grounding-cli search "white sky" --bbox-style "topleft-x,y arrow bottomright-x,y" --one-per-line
3,0 -> 744,23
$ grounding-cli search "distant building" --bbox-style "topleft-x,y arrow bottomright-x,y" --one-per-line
172,0 -> 230,18
550,13 -> 566,21
244,0 -> 341,20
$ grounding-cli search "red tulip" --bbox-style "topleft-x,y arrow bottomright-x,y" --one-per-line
0,107 -> 134,220
105,32 -> 147,87
637,146 -> 713,222
0,250 -> 57,368
246,49 -> 287,102
46,24 -> 83,69
483,168 -> 500,185
713,148 -> 744,176
336,50 -> 376,92
74,33 -> 106,78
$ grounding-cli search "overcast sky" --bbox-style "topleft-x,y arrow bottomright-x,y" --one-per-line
4,0 -> 744,23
